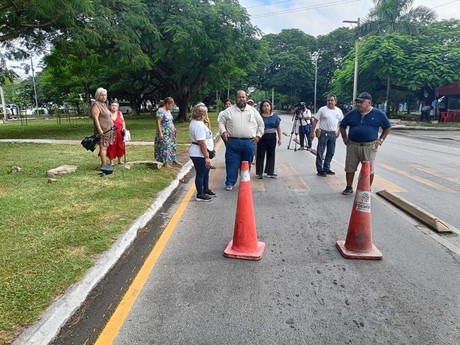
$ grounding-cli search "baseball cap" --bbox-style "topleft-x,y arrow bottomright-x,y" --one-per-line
247,99 -> 254,105
355,92 -> 372,101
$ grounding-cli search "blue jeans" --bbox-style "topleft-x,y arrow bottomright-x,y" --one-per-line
315,131 -> 336,173
225,138 -> 255,187
191,156 -> 209,195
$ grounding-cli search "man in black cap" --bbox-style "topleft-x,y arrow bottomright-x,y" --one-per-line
339,92 -> 391,195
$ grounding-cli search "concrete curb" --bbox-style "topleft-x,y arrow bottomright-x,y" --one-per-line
376,190 -> 453,233
390,125 -> 460,131
13,160 -> 194,345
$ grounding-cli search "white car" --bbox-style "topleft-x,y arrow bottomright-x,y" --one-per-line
118,101 -> 132,114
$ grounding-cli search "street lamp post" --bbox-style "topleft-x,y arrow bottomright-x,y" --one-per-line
311,52 -> 319,113
343,18 -> 360,106
271,87 -> 274,109
30,56 -> 39,110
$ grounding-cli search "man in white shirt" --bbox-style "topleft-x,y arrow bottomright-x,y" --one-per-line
310,95 -> 344,176
294,102 -> 312,150
218,90 -> 264,190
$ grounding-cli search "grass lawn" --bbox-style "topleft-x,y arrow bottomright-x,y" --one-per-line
0,113 -> 196,142
0,113 -> 217,345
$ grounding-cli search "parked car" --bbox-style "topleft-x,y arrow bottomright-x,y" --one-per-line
33,107 -> 49,115
118,101 -> 132,114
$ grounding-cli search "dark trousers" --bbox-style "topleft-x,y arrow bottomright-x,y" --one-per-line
191,156 -> 209,195
256,132 -> 277,176
299,124 -> 312,148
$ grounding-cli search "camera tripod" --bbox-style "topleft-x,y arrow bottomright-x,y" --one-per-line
287,113 -> 302,151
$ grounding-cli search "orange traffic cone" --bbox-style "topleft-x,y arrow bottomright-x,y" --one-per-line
224,161 -> 265,260
336,161 -> 382,260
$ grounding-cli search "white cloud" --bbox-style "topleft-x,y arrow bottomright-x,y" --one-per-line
240,0 -> 460,36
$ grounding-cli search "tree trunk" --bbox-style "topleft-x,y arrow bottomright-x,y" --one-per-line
175,97 -> 189,122
1,85 -> 7,123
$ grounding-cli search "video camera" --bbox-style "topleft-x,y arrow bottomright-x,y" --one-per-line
293,102 -> 307,120
295,102 -> 307,112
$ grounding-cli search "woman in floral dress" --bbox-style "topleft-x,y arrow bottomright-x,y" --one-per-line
154,97 -> 182,167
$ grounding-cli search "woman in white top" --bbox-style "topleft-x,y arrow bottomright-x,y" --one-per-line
189,103 -> 216,201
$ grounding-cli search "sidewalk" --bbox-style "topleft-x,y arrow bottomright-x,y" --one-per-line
0,139 -> 156,145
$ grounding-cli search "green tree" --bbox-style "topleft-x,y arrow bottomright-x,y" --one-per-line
332,24 -> 460,114
315,27 -> 355,107
361,0 -> 437,35
0,0 -> 93,54
258,29 -> 316,106
144,0 -> 262,121
43,0 -> 156,110
359,0 -> 437,113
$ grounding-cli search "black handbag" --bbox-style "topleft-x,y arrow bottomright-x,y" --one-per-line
192,142 -> 215,159
208,149 -> 216,159
81,134 -> 100,152
81,126 -> 117,152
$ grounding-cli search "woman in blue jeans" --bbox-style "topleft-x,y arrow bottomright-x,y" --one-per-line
189,103 -> 216,201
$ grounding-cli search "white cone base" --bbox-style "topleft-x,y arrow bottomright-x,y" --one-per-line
223,240 -> 265,261
336,240 -> 383,260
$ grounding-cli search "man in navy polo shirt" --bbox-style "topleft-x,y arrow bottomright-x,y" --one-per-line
339,92 -> 391,195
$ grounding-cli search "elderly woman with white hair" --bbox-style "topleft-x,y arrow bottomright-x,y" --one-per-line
91,87 -> 115,167
189,103 -> 216,202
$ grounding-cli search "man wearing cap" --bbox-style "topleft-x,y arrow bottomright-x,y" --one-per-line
218,90 -> 264,191
339,92 -> 391,195
310,95 -> 344,176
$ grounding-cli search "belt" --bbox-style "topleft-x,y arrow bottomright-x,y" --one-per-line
229,137 -> 253,140
321,130 -> 336,134
350,140 -> 376,146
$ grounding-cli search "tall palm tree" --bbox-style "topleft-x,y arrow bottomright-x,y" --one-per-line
358,0 -> 437,114
361,0 -> 437,35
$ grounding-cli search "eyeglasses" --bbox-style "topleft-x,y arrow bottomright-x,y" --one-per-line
355,100 -> 364,104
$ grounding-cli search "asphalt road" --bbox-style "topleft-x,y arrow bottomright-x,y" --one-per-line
49,116 -> 460,345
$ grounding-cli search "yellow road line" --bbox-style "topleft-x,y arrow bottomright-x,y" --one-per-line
95,185 -> 196,345
279,164 -> 310,192
331,160 -> 406,193
373,175 -> 406,193
251,175 -> 267,192
409,163 -> 460,185
379,163 -> 454,193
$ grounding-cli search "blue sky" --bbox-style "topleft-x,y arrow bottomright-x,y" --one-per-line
239,0 -> 460,36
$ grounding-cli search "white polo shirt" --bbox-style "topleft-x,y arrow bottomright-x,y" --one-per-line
313,106 -> 344,131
